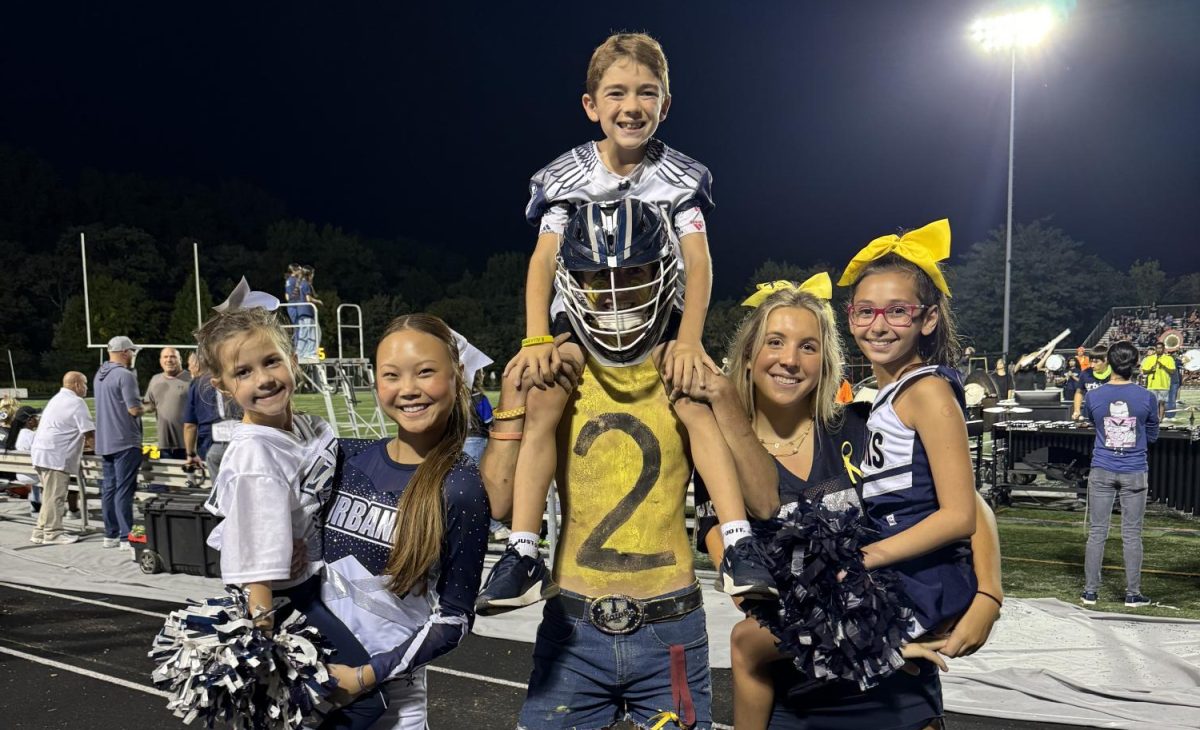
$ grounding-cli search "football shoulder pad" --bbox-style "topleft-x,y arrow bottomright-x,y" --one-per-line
525,143 -> 600,226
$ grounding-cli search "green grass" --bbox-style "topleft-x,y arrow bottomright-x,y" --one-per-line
996,504 -> 1200,619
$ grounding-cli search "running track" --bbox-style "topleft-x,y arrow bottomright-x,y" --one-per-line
0,583 -> 1083,729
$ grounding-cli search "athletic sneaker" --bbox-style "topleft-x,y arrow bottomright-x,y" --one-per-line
719,538 -> 779,599
1124,593 -> 1151,608
475,547 -> 559,616
45,534 -> 80,545
68,510 -> 82,520
491,526 -> 512,542
29,534 -> 44,544
1080,591 -> 1098,606
102,537 -> 120,548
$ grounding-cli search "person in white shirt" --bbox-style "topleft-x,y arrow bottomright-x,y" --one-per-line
30,372 -> 95,545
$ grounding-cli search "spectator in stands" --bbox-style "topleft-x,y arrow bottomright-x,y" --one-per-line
30,372 -> 94,546
183,357 -> 242,482
1073,344 -> 1112,420
94,336 -> 143,552
4,406 -> 42,515
993,358 -> 1013,400
296,266 -> 323,359
1080,340 -> 1158,609
1140,342 -> 1175,421
284,263 -> 304,349
143,347 -> 192,459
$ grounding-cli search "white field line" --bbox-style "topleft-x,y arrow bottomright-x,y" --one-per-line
0,580 -> 748,729
0,645 -> 171,698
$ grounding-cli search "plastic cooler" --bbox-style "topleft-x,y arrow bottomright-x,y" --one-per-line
135,494 -> 223,577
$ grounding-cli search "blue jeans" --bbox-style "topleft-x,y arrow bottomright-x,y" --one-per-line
101,447 -> 141,540
296,315 -> 317,359
1084,468 -> 1148,595
519,586 -> 712,730
1167,382 -> 1180,414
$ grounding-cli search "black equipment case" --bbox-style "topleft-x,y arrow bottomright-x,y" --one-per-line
134,494 -> 223,577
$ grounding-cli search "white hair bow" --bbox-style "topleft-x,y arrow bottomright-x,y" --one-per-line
213,277 -> 280,313
451,329 -> 493,387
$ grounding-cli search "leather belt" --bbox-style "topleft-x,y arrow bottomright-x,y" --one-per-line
552,583 -> 703,635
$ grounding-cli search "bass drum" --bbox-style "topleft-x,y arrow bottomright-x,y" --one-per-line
965,370 -> 1001,430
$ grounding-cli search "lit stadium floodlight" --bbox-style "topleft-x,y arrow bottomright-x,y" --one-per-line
971,6 -> 1056,52
969,4 -> 1059,360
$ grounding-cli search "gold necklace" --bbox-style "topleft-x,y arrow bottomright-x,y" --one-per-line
758,421 -> 814,458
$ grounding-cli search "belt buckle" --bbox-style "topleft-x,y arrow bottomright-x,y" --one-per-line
588,593 -> 645,635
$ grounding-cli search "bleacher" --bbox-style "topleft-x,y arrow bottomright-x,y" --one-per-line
1087,303 -> 1200,384
0,451 -> 208,533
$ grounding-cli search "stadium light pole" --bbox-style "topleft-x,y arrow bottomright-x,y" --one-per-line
970,6 -> 1056,362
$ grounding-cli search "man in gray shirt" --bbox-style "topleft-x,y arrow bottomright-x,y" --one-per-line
144,347 -> 192,459
94,335 -> 144,551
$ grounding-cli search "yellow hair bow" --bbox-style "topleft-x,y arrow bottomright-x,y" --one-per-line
742,272 -> 833,308
836,218 -> 952,297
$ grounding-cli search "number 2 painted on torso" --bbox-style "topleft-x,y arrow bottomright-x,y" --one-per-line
573,412 -> 676,572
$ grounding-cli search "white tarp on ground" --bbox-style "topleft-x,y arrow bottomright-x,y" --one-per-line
1,499 -> 1198,729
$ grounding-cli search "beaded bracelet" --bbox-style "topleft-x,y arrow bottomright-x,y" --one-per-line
521,335 -> 555,348
494,406 -> 527,421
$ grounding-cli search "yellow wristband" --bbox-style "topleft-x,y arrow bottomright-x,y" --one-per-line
493,406 -> 526,421
521,335 -> 555,348
488,431 -> 523,441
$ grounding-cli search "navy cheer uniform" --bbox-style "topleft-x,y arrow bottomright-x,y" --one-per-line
696,405 -> 946,730
861,365 -> 976,639
321,438 -> 490,727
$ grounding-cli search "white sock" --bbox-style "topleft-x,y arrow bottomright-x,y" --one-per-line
721,520 -> 752,550
507,531 -> 540,559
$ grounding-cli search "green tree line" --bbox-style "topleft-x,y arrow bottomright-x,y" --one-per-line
1,145 -> 1197,394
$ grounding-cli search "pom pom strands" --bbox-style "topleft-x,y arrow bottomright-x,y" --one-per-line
149,588 -> 335,729
747,498 -> 913,695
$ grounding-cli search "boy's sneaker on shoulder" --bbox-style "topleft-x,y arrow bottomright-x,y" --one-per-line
1080,591 -> 1098,606
475,547 -> 559,616
719,539 -> 779,600
1124,593 -> 1151,608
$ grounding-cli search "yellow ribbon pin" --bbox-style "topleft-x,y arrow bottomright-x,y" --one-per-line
741,272 -> 833,308
841,441 -> 865,485
836,218 -> 952,297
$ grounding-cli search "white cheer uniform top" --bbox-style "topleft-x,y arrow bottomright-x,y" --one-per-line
205,413 -> 337,588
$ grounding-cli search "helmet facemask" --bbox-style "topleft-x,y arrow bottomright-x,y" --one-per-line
555,200 -> 680,367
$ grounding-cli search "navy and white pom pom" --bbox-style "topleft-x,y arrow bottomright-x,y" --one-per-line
149,588 -> 336,728
747,499 -> 914,694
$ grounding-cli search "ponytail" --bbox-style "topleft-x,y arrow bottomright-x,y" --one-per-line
379,314 -> 472,596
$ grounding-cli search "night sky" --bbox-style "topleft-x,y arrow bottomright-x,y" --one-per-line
3,1 -> 1197,297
